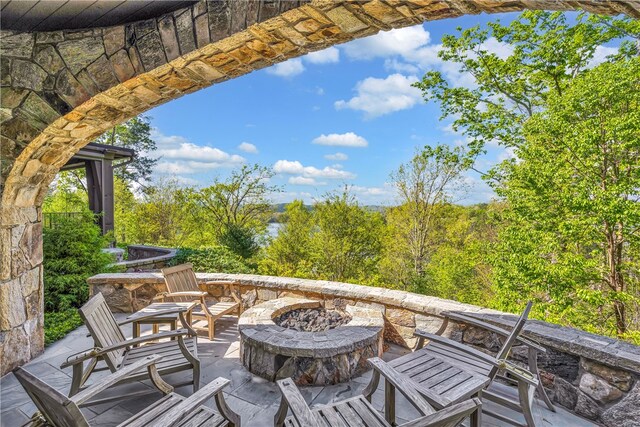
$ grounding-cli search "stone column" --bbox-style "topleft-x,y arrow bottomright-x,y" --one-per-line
0,205 -> 44,376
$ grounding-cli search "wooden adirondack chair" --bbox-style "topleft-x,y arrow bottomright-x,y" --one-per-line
389,302 -> 543,427
15,355 -> 240,427
158,264 -> 242,340
275,357 -> 481,427
61,293 -> 200,397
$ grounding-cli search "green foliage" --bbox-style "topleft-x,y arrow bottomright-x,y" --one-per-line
310,190 -> 384,284
192,164 -> 277,258
113,176 -> 136,244
261,191 -> 384,285
492,58 -> 640,337
420,204 -> 496,304
171,247 -> 255,273
383,144 -> 473,286
94,115 -> 157,184
259,200 -> 314,277
43,173 -> 88,213
43,211 -> 113,312
44,310 -> 84,346
414,11 -> 638,157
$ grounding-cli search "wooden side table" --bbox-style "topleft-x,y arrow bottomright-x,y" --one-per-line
127,301 -> 197,339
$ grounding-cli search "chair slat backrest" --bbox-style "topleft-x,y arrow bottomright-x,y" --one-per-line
162,263 -> 200,303
79,293 -> 127,371
496,301 -> 533,361
14,368 -> 89,427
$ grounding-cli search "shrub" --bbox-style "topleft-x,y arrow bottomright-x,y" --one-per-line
171,246 -> 256,273
43,211 -> 112,312
44,310 -> 84,346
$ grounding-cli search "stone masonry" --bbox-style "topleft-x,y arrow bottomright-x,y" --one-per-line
238,298 -> 384,385
2,0 -> 639,376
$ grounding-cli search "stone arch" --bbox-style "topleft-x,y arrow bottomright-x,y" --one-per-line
1,0 -> 638,373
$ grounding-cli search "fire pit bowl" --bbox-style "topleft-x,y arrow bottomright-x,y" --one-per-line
238,298 -> 384,385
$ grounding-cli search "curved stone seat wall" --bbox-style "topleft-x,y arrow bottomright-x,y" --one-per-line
88,272 -> 640,425
111,245 -> 177,272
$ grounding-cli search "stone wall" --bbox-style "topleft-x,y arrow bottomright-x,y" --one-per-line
0,208 -> 43,373
3,0 -> 640,377
88,272 -> 640,425
110,245 -> 177,272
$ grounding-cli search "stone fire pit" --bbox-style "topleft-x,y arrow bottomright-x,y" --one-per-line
238,298 -> 384,385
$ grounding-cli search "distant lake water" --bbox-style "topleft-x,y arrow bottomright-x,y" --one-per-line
267,223 -> 282,239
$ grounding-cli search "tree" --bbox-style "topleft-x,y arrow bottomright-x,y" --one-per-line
414,11 -> 638,160
421,204 -> 497,304
194,164 -> 277,258
383,144 -> 472,288
43,209 -> 112,312
128,178 -> 194,247
113,176 -> 137,244
94,115 -> 157,184
310,189 -> 384,284
493,58 -> 640,339
260,200 -> 313,277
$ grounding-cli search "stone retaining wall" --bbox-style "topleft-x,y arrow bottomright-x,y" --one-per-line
88,273 -> 640,425
110,245 -> 177,272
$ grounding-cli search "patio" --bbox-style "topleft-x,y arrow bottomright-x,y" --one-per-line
0,315 -> 596,427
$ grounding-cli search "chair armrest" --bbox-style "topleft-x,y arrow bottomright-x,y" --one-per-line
414,330 -> 499,365
94,329 -> 193,355
165,291 -> 208,298
152,292 -> 168,301
498,359 -> 539,387
275,378 -> 323,427
60,348 -> 100,368
399,398 -> 482,427
368,358 -> 435,416
72,355 -> 163,406
149,378 -> 240,427
443,312 -> 546,353
120,307 -> 194,325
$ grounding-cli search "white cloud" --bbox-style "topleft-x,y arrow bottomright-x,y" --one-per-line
305,47 -> 340,64
497,146 -> 517,162
324,152 -> 348,161
289,176 -> 326,186
335,74 -> 422,118
238,142 -> 258,154
274,160 -> 355,180
150,129 -> 189,147
338,24 -> 514,90
267,47 -> 339,78
266,58 -> 305,77
312,132 -> 368,147
350,184 -> 395,205
342,26 -> 431,60
478,37 -> 514,60
158,143 -> 245,164
150,130 -> 245,175
587,45 -> 618,68
384,59 -> 419,74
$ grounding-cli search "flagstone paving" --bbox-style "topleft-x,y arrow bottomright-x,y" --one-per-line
0,315 -> 597,427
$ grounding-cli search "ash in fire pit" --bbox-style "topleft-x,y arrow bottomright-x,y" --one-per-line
275,308 -> 352,332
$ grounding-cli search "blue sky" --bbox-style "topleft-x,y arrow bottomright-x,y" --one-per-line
145,11 -> 617,206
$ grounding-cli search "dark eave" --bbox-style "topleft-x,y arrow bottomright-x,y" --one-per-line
0,0 -> 198,32
60,142 -> 134,171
